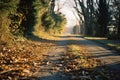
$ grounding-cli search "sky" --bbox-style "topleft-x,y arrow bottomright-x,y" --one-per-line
54,0 -> 79,33
55,0 -> 79,26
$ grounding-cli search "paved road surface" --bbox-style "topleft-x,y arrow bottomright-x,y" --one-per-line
33,35 -> 120,80
33,36 -> 70,80
66,35 -> 120,71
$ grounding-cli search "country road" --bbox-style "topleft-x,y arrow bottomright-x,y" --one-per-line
33,35 -> 120,80
67,35 -> 120,71
33,36 -> 71,80
74,37 -> 120,71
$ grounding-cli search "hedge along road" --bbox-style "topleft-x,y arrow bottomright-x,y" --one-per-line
33,35 -> 120,80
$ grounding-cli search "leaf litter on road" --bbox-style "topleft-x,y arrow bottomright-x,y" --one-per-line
64,45 -> 120,80
0,40 -> 54,79
1,36 -> 120,80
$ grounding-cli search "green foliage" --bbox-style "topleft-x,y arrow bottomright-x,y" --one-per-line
33,0 -> 66,35
41,12 -> 55,31
0,0 -> 19,16
8,13 -> 25,36
17,0 -> 36,35
0,0 -> 66,42
41,12 -> 66,34
0,0 -> 19,42
51,14 -> 66,34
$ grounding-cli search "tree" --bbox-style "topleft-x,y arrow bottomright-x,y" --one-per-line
73,0 -> 98,36
17,0 -> 36,35
0,0 -> 19,41
97,0 -> 109,37
114,0 -> 120,38
49,0 -> 55,14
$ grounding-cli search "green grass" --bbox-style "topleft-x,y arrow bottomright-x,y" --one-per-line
84,37 -> 120,52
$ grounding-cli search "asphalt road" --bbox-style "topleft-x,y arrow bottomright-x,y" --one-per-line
33,35 -> 120,80
65,35 -> 120,71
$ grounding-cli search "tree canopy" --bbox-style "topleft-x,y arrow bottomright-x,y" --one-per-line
0,0 -> 66,42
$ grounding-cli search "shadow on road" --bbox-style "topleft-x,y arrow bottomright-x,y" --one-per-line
26,34 -> 120,80
26,34 -> 110,47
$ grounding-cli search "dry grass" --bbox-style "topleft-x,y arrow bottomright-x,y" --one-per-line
33,30 -> 63,41
66,45 -> 99,70
65,44 -> 120,80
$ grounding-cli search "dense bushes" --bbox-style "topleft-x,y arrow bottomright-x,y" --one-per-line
0,0 -> 19,42
41,12 -> 66,34
0,0 -> 66,42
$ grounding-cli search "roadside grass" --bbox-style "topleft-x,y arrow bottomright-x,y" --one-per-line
65,44 -> 120,80
84,37 -> 120,52
33,31 -> 62,41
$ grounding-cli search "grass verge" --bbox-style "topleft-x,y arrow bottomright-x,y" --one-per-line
84,37 -> 120,52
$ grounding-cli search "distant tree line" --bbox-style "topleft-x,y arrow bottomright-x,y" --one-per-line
73,0 -> 120,39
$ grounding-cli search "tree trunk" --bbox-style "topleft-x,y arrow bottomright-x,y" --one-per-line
118,9 -> 120,38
